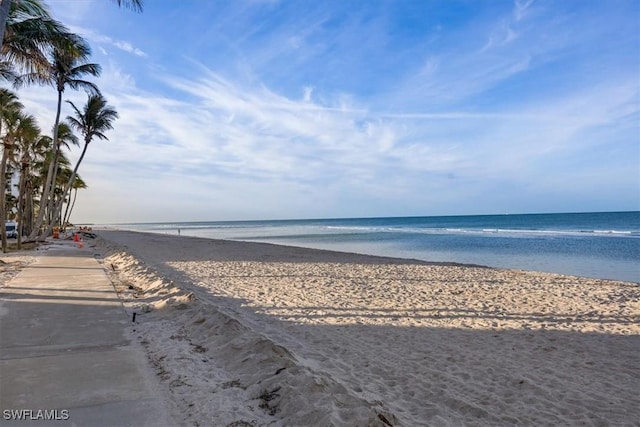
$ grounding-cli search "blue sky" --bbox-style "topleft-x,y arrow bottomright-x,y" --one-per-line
17,0 -> 640,223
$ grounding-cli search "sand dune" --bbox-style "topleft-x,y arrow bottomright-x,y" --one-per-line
96,230 -> 639,426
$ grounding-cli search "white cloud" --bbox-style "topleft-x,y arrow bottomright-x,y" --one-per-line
67,26 -> 147,57
302,86 -> 313,102
514,0 -> 535,22
14,54 -> 637,223
113,40 -> 146,57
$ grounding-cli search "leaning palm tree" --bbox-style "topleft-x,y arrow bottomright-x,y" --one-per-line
46,94 -> 117,235
47,121 -> 77,222
50,152 -> 72,226
20,34 -> 101,239
62,174 -> 86,229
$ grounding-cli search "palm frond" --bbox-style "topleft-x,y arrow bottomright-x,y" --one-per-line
50,32 -> 91,61
3,4 -> 70,75
56,122 -> 79,148
113,0 -> 144,12
0,60 -> 17,83
13,70 -> 53,88
66,78 -> 101,95
0,88 -> 23,111
66,94 -> 118,144
10,0 -> 52,20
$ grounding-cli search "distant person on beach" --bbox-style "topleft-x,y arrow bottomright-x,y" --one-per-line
178,228 -> 181,236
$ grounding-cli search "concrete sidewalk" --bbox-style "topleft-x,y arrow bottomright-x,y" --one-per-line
0,242 -> 174,426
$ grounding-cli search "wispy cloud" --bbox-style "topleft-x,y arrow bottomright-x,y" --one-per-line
111,40 -> 146,57
68,26 -> 147,57
514,0 -> 535,22
17,45 -> 638,220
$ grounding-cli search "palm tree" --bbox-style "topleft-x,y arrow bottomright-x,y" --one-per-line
0,111 -> 18,252
0,87 -> 21,136
47,121 -> 77,224
47,93 -> 117,235
1,109 -> 37,252
11,111 -> 40,248
0,0 -> 143,46
50,152 -> 73,226
19,34 -> 101,239
62,174 -> 86,229
21,133 -> 50,237
1,0 -> 68,81
0,87 -> 22,251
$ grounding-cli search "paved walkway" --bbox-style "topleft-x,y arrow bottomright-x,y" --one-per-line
0,242 -> 174,426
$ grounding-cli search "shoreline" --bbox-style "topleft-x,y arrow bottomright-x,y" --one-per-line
90,229 -> 639,426
102,227 -> 639,285
96,227 -> 495,267
102,210 -> 640,284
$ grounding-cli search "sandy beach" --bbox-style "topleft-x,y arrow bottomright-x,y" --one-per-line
82,230 -> 639,425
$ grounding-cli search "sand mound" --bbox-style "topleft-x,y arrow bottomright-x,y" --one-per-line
101,242 -> 396,426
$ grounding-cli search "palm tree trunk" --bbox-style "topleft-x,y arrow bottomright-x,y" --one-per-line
63,185 -> 74,228
29,89 -> 63,240
47,151 -> 62,227
16,160 -> 27,249
65,187 -> 79,227
46,140 -> 89,237
0,140 -> 9,253
0,0 -> 11,46
24,180 -> 33,236
0,119 -> 4,253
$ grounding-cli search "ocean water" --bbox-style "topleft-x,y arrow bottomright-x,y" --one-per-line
114,211 -> 640,283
